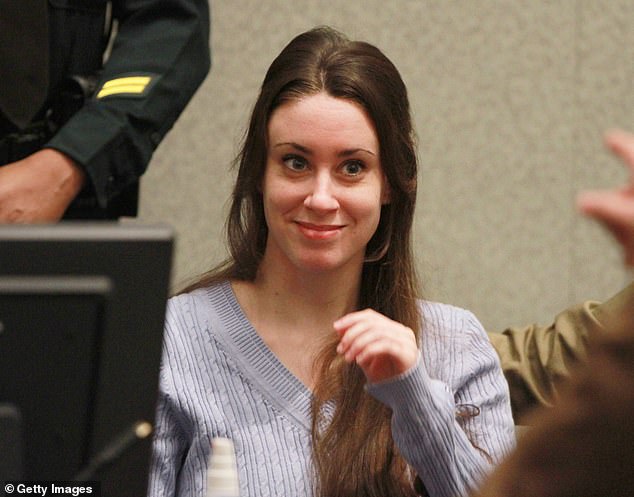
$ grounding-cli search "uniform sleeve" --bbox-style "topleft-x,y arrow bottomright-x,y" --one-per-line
488,282 -> 634,422
367,311 -> 516,497
46,0 -> 211,209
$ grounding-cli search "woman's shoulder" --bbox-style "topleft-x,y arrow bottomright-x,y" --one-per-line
417,299 -> 487,341
417,300 -> 500,386
165,280 -> 230,327
168,280 -> 227,308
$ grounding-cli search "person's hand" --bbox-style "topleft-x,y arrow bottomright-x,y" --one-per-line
0,148 -> 86,223
334,309 -> 418,384
577,129 -> 634,266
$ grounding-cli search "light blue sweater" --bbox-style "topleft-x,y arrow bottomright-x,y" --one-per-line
148,281 -> 515,497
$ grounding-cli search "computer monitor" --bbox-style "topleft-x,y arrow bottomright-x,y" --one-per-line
0,223 -> 174,496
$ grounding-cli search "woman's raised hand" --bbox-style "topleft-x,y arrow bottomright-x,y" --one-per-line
334,309 -> 418,383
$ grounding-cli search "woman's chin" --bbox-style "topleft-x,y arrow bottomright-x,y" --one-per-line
292,253 -> 362,276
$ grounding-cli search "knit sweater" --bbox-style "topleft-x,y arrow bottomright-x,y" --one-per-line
148,281 -> 515,497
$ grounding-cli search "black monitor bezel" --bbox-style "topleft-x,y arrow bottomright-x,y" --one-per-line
0,223 -> 173,496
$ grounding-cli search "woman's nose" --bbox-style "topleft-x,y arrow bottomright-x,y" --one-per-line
303,173 -> 339,212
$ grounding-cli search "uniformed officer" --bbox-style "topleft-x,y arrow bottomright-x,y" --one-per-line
0,0 -> 210,220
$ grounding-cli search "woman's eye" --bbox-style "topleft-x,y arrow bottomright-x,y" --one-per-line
282,155 -> 308,172
342,160 -> 365,176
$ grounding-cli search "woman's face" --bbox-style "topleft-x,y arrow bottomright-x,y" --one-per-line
262,92 -> 389,275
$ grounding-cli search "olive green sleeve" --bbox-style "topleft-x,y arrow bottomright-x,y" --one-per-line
476,315 -> 634,497
489,282 -> 634,422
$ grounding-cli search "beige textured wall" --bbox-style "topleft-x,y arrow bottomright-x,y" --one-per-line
136,0 -> 633,332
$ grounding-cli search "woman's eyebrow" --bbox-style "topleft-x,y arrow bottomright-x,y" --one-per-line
338,148 -> 376,158
272,142 -> 376,157
272,142 -> 312,154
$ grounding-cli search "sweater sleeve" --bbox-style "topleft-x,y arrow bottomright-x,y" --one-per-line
148,298 -> 193,497
367,308 -> 516,497
46,0 -> 211,209
147,390 -> 188,497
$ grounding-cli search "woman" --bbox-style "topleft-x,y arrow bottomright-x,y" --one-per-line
149,26 -> 515,497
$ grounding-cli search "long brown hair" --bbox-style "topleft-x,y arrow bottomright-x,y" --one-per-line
186,26 -> 421,496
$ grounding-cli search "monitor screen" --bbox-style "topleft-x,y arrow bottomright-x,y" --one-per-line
0,223 -> 174,496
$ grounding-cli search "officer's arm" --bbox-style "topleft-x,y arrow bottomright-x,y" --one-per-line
489,282 -> 634,423
46,0 -> 211,211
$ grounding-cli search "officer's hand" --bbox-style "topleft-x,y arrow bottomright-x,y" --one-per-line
0,148 -> 86,223
578,130 -> 634,266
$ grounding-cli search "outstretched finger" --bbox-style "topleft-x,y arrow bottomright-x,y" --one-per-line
577,190 -> 634,225
605,129 -> 634,176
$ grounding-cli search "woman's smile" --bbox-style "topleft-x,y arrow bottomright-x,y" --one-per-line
295,221 -> 346,240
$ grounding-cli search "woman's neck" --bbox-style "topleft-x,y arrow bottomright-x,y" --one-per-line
231,258 -> 363,389
236,260 -> 361,332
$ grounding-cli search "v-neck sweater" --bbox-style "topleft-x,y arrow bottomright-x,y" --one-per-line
148,281 -> 515,497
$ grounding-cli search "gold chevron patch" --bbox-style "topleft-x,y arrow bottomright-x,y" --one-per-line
96,75 -> 155,99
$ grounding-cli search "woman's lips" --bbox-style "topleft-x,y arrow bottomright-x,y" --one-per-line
296,221 -> 344,240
